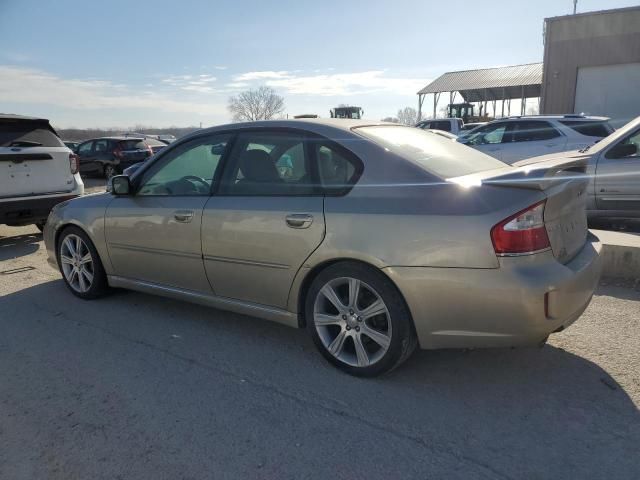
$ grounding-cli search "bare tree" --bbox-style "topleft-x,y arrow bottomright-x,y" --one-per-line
228,86 -> 285,122
381,116 -> 400,123
397,107 -> 417,126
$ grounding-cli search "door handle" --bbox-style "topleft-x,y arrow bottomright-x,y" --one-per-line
285,214 -> 313,229
174,210 -> 194,223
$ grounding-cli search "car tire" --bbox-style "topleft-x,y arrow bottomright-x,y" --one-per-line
104,164 -> 117,179
305,261 -> 417,377
56,226 -> 109,299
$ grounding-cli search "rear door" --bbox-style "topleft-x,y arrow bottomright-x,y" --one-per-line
501,121 -> 566,164
595,127 -> 640,213
202,129 -> 325,309
0,118 -> 73,198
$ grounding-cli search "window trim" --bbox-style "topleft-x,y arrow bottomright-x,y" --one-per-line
132,132 -> 235,197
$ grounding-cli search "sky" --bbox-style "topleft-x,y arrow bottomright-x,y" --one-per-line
1,0 -> 638,128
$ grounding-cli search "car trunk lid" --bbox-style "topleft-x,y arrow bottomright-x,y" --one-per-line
450,156 -> 589,264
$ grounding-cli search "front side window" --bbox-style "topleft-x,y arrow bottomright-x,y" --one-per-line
606,130 -> 640,159
137,134 -> 230,196
510,121 -> 561,143
466,123 -> 507,145
220,131 -> 315,195
77,141 -> 93,155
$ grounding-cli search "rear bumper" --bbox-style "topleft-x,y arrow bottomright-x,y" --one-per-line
384,233 -> 602,349
0,193 -> 80,226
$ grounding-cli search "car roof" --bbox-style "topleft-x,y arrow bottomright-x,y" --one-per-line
195,118 -> 394,136
0,113 -> 50,122
82,136 -> 146,141
500,115 -> 610,122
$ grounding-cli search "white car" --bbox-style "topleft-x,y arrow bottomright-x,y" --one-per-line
0,114 -> 83,231
458,115 -> 614,164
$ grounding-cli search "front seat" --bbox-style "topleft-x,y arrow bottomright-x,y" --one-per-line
236,149 -> 283,194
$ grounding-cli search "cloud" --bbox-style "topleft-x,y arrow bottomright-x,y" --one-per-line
233,71 -> 291,82
214,66 -> 228,70
0,65 -> 224,116
232,70 -> 424,96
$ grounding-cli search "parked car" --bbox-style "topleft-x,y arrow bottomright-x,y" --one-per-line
44,119 -> 601,376
0,114 -> 83,231
520,115 -> 640,221
424,129 -> 458,140
64,141 -> 80,152
75,136 -> 166,178
458,115 -> 614,164
415,118 -> 464,135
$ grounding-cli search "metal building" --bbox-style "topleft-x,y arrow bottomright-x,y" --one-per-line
541,6 -> 640,125
416,63 -> 542,121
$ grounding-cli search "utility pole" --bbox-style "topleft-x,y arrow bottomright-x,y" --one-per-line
573,0 -> 578,14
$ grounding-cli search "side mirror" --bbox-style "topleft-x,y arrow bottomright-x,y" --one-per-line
608,142 -> 637,159
111,175 -> 131,195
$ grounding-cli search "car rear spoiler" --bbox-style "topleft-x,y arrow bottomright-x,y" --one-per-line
448,156 -> 589,191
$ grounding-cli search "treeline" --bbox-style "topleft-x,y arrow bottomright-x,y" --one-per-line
55,125 -> 202,141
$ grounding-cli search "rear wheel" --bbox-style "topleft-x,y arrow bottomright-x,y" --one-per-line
57,226 -> 109,299
306,262 -> 417,376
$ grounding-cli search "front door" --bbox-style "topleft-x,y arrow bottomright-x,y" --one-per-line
202,130 -> 325,308
76,140 -> 99,175
104,133 -> 232,292
596,127 -> 640,213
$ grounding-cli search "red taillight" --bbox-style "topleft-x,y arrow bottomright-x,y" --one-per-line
491,200 -> 550,255
69,153 -> 79,174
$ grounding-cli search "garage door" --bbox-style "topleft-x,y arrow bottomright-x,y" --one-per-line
574,63 -> 640,128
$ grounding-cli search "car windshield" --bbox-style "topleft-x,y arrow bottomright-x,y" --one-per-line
355,125 -> 508,178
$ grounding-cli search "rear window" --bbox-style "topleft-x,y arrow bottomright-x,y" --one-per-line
560,120 -> 614,138
356,125 -> 507,178
0,120 -> 64,147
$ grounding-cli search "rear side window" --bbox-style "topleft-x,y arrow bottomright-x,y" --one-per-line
312,141 -> 360,194
119,140 -> 147,150
560,120 -> 614,138
510,121 -> 561,142
432,121 -> 452,132
356,125 -> 507,178
144,138 -> 167,147
0,120 -> 64,147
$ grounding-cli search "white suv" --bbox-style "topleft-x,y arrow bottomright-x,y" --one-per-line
458,115 -> 614,164
0,114 -> 83,231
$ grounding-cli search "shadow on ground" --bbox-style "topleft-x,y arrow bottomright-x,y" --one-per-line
0,232 -> 41,261
2,280 -> 639,478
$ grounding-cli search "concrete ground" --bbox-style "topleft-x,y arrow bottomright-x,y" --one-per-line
1,193 -> 640,478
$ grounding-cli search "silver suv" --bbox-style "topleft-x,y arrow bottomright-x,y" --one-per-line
459,115 -> 614,164
0,114 -> 83,231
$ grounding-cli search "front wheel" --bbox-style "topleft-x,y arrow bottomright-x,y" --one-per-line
306,262 -> 417,377
57,226 -> 109,299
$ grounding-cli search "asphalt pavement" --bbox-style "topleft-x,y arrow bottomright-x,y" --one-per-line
1,219 -> 639,480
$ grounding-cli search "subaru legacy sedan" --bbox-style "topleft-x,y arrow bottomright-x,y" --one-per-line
44,119 -> 601,376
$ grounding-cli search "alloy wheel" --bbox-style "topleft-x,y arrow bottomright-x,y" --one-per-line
313,277 -> 392,367
59,234 -> 94,293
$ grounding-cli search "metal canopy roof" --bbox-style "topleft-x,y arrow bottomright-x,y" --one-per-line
417,63 -> 543,102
